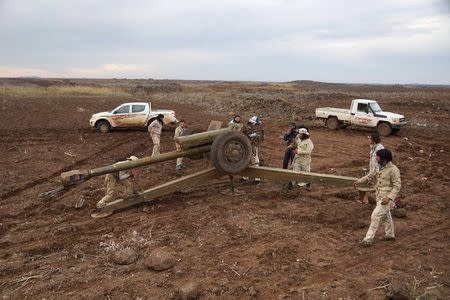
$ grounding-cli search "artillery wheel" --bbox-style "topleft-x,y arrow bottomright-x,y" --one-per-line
181,126 -> 205,160
211,131 -> 252,174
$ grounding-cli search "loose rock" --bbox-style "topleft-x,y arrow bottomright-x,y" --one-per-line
385,281 -> 409,300
145,248 -> 177,271
112,247 -> 139,265
171,282 -> 201,300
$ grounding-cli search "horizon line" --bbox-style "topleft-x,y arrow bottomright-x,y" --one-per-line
1,76 -> 449,87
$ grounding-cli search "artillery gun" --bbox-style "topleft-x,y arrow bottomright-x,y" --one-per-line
59,121 -> 371,218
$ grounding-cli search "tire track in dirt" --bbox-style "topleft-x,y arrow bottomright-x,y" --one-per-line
0,137 -> 146,200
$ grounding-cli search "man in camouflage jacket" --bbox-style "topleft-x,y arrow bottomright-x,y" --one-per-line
354,149 -> 401,246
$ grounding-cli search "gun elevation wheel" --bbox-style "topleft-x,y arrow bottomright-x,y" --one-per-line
211,131 -> 252,174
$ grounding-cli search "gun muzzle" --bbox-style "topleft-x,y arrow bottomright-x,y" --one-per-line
61,170 -> 90,186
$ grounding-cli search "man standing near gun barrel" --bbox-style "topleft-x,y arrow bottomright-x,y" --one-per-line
244,115 -> 263,185
282,122 -> 299,169
288,128 -> 314,191
354,148 -> 401,247
148,114 -> 164,156
228,114 -> 242,125
362,133 -> 384,203
174,119 -> 187,171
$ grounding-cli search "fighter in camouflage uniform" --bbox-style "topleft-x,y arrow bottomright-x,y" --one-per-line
97,156 -> 139,208
243,115 -> 264,185
289,128 -> 314,191
368,134 -> 384,172
148,114 -> 164,156
174,119 -> 187,171
363,133 -> 384,203
354,149 -> 401,246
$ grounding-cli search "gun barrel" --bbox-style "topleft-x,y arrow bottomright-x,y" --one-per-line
175,127 -> 232,149
61,144 -> 212,187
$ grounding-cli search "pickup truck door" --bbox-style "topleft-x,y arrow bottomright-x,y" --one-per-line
111,105 -> 131,127
127,104 -> 148,126
351,102 -> 372,127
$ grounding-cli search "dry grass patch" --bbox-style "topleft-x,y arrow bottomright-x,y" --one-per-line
0,85 -> 130,97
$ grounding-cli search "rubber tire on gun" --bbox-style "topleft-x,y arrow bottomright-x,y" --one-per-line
211,131 -> 252,174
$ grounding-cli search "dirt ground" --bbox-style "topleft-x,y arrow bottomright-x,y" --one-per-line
0,79 -> 449,299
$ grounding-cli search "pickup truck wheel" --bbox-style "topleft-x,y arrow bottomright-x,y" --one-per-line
96,120 -> 111,133
211,131 -> 252,174
377,122 -> 392,136
326,117 -> 339,130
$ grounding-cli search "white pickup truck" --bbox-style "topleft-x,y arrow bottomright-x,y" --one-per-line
315,99 -> 406,136
89,102 -> 177,133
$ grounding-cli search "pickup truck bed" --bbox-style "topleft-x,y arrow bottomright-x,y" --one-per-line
315,107 -> 351,122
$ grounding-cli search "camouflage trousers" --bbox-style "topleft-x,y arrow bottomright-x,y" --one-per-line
251,145 -> 260,166
98,174 -> 132,205
243,145 -> 260,182
175,143 -> 183,166
292,156 -> 311,186
363,199 -> 395,242
150,133 -> 161,156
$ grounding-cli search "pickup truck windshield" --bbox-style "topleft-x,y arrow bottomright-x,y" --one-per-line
369,103 -> 382,112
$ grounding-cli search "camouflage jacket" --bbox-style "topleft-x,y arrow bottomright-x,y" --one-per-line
356,161 -> 401,201
244,124 -> 264,145
148,119 -> 162,135
294,137 -> 314,158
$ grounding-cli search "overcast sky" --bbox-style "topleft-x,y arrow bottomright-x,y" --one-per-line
0,0 -> 449,84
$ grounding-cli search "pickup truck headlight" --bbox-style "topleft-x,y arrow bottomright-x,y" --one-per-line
392,118 -> 399,123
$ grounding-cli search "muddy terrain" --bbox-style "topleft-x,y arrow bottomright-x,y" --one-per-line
0,79 -> 449,299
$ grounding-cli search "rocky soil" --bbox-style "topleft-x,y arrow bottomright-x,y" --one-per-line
0,79 -> 449,299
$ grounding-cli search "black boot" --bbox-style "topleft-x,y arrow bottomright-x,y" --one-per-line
306,183 -> 312,191
287,181 -> 293,190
